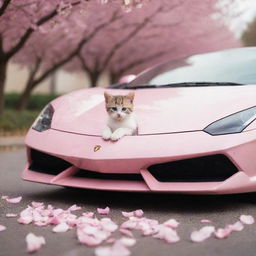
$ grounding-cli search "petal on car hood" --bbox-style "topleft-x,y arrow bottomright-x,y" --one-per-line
51,86 -> 256,135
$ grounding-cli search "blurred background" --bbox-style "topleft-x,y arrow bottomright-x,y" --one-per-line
0,0 -> 256,137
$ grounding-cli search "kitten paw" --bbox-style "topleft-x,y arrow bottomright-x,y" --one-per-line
110,132 -> 123,141
102,129 -> 112,140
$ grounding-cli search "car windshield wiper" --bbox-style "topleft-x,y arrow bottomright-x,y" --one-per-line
119,82 -> 244,89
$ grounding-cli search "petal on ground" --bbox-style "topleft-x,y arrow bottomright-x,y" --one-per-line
52,223 -> 70,233
26,233 -> 45,253
0,225 -> 6,232
240,215 -> 255,225
191,226 -> 215,242
97,207 -> 110,215
5,196 -> 22,203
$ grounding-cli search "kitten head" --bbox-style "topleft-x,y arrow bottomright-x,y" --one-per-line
104,92 -> 134,121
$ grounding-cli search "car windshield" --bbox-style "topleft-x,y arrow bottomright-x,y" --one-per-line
125,48 -> 256,88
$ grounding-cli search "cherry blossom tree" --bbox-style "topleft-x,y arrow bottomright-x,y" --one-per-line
4,0 -> 240,111
0,0 -> 148,114
69,0 -> 240,86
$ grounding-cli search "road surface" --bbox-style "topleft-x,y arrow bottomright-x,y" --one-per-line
1,149 -> 256,256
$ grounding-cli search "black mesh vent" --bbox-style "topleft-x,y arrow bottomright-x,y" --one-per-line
29,149 -> 72,175
74,169 -> 144,181
148,154 -> 238,182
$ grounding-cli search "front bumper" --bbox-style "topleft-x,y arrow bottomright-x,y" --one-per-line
22,128 -> 256,194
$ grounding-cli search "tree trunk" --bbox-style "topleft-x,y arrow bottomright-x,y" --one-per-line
88,72 -> 100,88
110,72 -> 121,85
0,59 -> 7,116
16,82 -> 34,111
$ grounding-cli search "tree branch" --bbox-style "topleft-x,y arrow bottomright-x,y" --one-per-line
31,10 -> 120,88
98,5 -> 164,72
5,1 -> 81,60
77,53 -> 91,73
0,0 -> 12,17
112,50 -> 167,80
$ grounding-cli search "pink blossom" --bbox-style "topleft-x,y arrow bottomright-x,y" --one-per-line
122,209 -> 144,218
6,213 -> 18,218
119,228 -> 134,237
26,233 -> 45,253
153,225 -> 180,243
214,228 -> 232,239
228,221 -> 244,231
52,223 -> 70,233
163,219 -> 179,229
97,207 -> 110,215
119,237 -> 136,247
31,202 -> 44,208
82,212 -> 94,218
0,225 -> 6,232
68,204 -> 82,212
200,219 -> 212,223
2,196 -> 22,203
190,226 -> 215,242
240,215 -> 255,225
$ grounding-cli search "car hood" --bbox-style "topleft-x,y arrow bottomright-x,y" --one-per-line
51,86 -> 256,135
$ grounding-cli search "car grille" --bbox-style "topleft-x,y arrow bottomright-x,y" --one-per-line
29,149 -> 72,175
74,169 -> 144,181
148,154 -> 238,182
28,149 -> 144,181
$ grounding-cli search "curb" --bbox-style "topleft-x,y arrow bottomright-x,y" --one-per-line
0,136 -> 25,150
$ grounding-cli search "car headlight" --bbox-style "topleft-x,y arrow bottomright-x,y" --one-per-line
32,104 -> 54,132
204,106 -> 256,135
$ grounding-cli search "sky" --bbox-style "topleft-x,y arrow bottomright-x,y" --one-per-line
218,0 -> 256,37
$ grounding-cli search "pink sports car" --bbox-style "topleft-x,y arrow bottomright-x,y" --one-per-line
22,47 -> 256,194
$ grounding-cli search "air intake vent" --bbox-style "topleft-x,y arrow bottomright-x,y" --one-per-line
74,169 -> 144,181
29,149 -> 72,175
148,154 -> 238,182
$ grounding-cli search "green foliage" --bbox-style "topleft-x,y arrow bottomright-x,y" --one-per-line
0,110 -> 39,134
4,93 -> 59,110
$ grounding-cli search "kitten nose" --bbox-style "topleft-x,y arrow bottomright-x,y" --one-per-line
117,113 -> 121,118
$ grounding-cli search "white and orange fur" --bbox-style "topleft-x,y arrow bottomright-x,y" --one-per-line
102,92 -> 137,141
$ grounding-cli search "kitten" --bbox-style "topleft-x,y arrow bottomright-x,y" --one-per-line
102,92 -> 137,141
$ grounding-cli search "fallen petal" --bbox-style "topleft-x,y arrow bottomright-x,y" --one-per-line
163,219 -> 179,229
68,204 -> 82,212
122,210 -> 144,218
5,196 -> 22,204
200,219 -> 212,223
97,207 -> 110,215
120,228 -> 134,237
240,215 -> 255,225
95,246 -> 112,256
191,226 -> 215,242
26,233 -> 45,253
53,223 -> 69,233
134,210 -> 144,217
82,212 -> 94,218
214,228 -> 232,239
6,213 -> 17,218
228,221 -> 244,231
0,225 -> 6,231
18,216 -> 33,225
119,237 -> 136,247
31,202 -> 44,208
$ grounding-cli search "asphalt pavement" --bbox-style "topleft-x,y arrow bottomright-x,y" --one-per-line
1,149 -> 256,256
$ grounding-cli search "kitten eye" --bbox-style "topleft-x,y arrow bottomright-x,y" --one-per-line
111,107 -> 117,111
122,107 -> 127,111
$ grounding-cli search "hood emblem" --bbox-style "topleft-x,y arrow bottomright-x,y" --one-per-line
94,145 -> 101,152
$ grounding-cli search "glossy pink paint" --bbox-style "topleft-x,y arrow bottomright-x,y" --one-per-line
22,85 -> 256,194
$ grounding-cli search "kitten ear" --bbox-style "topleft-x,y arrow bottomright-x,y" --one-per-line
127,92 -> 135,103
104,92 -> 111,103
